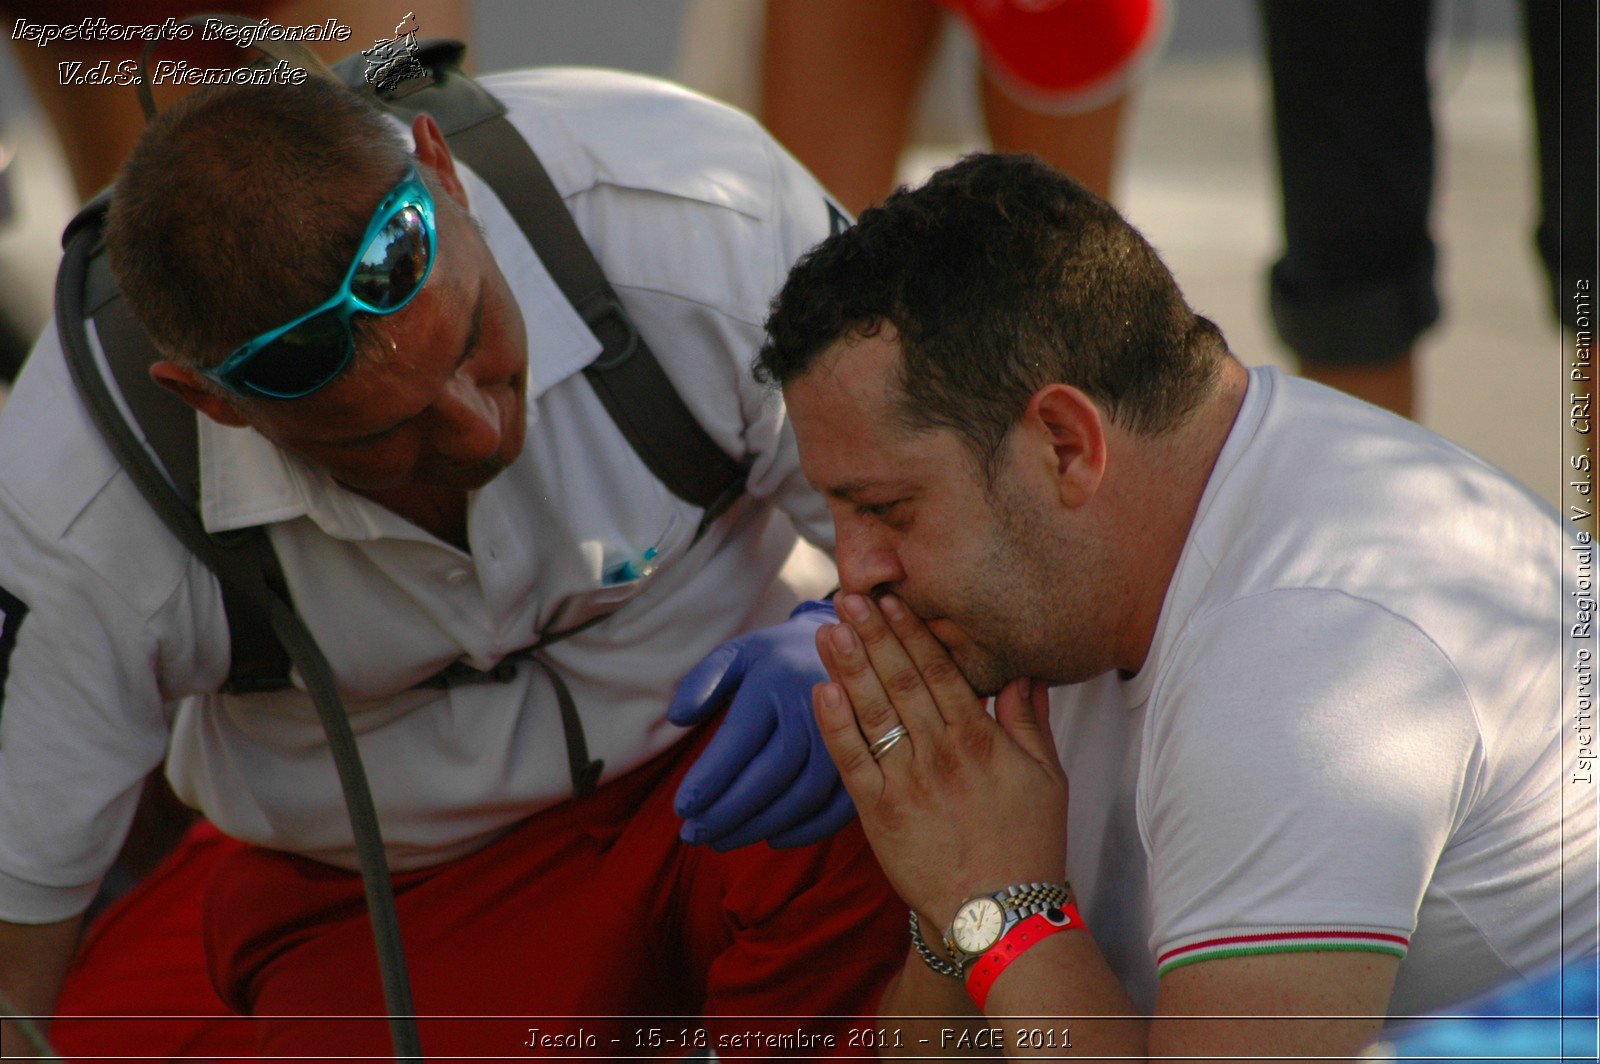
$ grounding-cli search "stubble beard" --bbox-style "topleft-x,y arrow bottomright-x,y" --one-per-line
929,471 -> 1108,697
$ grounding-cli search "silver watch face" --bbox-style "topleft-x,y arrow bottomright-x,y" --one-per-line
949,897 -> 1006,954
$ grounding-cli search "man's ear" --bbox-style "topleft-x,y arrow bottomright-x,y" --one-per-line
411,113 -> 469,212
149,361 -> 250,427
1024,383 -> 1107,508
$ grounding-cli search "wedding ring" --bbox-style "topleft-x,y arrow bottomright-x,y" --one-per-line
868,724 -> 910,761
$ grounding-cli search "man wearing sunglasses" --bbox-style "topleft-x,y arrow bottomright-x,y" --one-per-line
0,71 -> 902,1057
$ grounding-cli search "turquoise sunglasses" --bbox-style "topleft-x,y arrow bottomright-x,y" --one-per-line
204,165 -> 437,399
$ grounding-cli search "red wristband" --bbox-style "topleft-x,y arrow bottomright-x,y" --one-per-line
964,903 -> 1084,1011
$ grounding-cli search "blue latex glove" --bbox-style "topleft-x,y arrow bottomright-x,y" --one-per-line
669,599 -> 854,850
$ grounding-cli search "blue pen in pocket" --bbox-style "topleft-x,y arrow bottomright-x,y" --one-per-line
601,512 -> 679,586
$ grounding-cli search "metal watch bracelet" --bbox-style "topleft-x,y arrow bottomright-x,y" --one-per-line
989,882 -> 1073,921
908,910 -> 964,979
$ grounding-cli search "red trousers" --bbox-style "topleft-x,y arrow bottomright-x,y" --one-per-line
52,821 -> 256,1061
52,721 -> 906,1061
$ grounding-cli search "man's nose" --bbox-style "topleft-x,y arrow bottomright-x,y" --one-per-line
427,372 -> 501,461
833,519 -> 904,598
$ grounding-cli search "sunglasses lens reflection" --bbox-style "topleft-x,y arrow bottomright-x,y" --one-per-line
352,206 -> 430,311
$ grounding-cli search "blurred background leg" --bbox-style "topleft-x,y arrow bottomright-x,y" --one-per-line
980,78 -> 1126,200
1260,0 -> 1437,418
761,0 -> 944,215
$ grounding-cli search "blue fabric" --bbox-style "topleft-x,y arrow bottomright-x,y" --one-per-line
1370,958 -> 1599,1062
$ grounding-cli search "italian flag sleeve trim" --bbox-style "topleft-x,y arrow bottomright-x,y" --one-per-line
1156,929 -> 1410,976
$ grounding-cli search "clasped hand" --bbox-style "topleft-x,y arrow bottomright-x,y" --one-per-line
813,593 -> 1068,927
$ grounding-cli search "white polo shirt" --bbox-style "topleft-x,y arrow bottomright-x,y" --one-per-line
1050,367 -> 1593,1021
0,69 -> 841,922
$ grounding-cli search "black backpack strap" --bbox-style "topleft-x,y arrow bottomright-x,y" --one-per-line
69,198 -> 294,693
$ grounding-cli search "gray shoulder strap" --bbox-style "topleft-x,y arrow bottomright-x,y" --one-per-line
72,228 -> 293,691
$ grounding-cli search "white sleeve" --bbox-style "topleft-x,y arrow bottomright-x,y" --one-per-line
1139,589 -> 1483,975
0,507 -> 161,920
0,339 -> 222,922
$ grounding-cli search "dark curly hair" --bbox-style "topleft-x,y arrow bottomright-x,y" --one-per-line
758,153 -> 1228,477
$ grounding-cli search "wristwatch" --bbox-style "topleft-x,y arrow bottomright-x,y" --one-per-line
942,881 -> 1073,970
